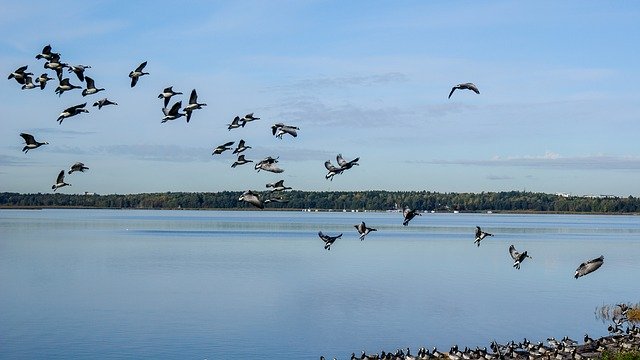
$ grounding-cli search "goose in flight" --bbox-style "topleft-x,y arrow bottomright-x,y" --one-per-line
255,156 -> 284,173
354,221 -> 377,241
509,245 -> 532,270
402,207 -> 421,226
21,75 -> 37,90
264,196 -> 289,204
57,103 -> 88,124
129,61 -> 149,87
158,86 -> 182,108
231,154 -> 252,168
271,123 -> 299,139
35,44 -> 59,61
52,170 -> 71,192
20,133 -> 48,153
35,73 -> 54,90
92,98 -> 118,109
161,101 -> 185,122
8,65 -> 33,85
238,190 -> 264,209
318,231 -> 342,250
337,153 -> 359,170
574,255 -> 604,279
68,162 -> 89,174
55,77 -> 82,96
183,89 -> 207,123
232,139 -> 251,154
82,76 -> 105,96
68,64 -> 91,82
241,113 -> 260,125
474,226 -> 494,247
227,116 -> 245,130
44,53 -> 68,80
212,141 -> 235,155
448,83 -> 480,99
324,160 -> 343,181
266,179 -> 291,192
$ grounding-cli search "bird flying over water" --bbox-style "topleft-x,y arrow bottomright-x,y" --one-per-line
20,133 -> 48,153
574,255 -> 604,279
227,116 -> 245,130
265,179 -> 291,192
448,82 -> 479,99
318,231 -> 342,250
238,190 -> 264,209
509,245 -> 531,270
402,207 -> 421,226
474,226 -> 494,247
354,222 -> 377,241
324,160 -> 343,181
129,61 -> 148,87
52,170 -> 71,192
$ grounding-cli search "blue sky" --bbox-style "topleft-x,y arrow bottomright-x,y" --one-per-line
2,1 -> 640,196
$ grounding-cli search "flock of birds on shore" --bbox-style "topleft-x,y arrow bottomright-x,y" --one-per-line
9,44 -> 618,359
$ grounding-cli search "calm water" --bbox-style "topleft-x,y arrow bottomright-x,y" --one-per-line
1,209 -> 639,359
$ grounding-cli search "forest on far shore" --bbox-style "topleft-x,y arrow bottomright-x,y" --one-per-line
1,191 -> 639,213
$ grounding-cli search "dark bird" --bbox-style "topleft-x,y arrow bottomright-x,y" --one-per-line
354,221 -> 377,241
8,65 -> 33,84
35,73 -> 54,90
227,116 -> 245,130
82,76 -> 105,96
68,64 -> 91,82
448,82 -> 480,99
35,44 -> 58,61
242,113 -> 260,125
474,226 -> 494,247
21,75 -> 36,90
52,170 -> 71,192
231,154 -> 252,168
337,153 -> 359,170
129,61 -> 148,87
255,156 -> 283,173
92,98 -> 118,109
264,196 -> 289,204
183,89 -> 207,122
161,101 -> 185,123
271,123 -> 299,139
55,77 -> 82,96
20,133 -> 48,153
212,141 -> 235,155
43,53 -> 68,80
509,245 -> 532,270
158,86 -> 182,108
402,207 -> 421,226
68,162 -> 89,174
324,160 -> 344,181
238,190 -> 264,209
574,255 -> 604,279
318,231 -> 342,250
57,103 -> 88,124
266,179 -> 291,192
232,139 -> 251,154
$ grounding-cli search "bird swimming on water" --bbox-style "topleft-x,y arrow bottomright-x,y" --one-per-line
574,255 -> 604,279
509,244 -> 532,269
52,170 -> 71,192
318,231 -> 342,250
68,162 -> 89,174
20,133 -> 48,153
354,221 -> 377,241
402,207 -> 421,226
474,226 -> 494,247
129,61 -> 149,87
448,82 -> 480,99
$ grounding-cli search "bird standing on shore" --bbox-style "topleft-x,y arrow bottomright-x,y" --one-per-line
474,226 -> 494,247
575,256 -> 604,279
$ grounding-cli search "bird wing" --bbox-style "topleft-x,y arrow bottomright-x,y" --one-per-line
448,87 -> 456,99
283,126 -> 298,137
223,141 -> 235,147
475,226 -> 481,238
318,231 -> 329,241
169,101 -> 182,115
60,78 -> 70,86
135,61 -> 147,72
509,245 -> 520,260
42,45 -> 52,54
274,179 -> 285,187
325,160 -> 339,171
189,89 -> 197,104
336,154 -> 347,167
85,76 -> 95,89
56,170 -> 65,183
72,103 -> 87,110
130,76 -> 138,87
20,133 -> 35,144
468,83 -> 480,94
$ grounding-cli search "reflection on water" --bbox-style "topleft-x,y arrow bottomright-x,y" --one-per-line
1,209 -> 639,359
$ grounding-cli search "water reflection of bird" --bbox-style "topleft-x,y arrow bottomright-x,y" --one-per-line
574,255 -> 604,279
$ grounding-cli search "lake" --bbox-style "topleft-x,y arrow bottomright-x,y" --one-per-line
1,209 -> 638,359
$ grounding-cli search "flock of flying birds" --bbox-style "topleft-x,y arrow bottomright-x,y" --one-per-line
10,45 -> 605,276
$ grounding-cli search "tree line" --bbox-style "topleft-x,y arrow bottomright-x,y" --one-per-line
1,191 -> 639,213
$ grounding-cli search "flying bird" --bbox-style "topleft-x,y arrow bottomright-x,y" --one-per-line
129,61 -> 149,87
55,77 -> 82,96
509,245 -> 532,270
324,160 -> 344,181
318,231 -> 342,250
574,255 -> 604,279
474,226 -> 494,247
92,98 -> 118,109
8,65 -> 33,85
448,82 -> 480,99
20,133 -> 48,153
57,103 -> 88,124
35,73 -> 54,90
238,190 -> 264,209
232,139 -> 251,154
212,141 -> 235,155
266,179 -> 291,192
68,162 -> 89,174
35,44 -> 59,61
82,76 -> 105,96
161,101 -> 185,123
231,154 -> 252,168
227,116 -> 245,130
68,64 -> 91,82
271,123 -> 299,139
337,153 -> 359,170
43,53 -> 68,80
158,86 -> 182,108
183,89 -> 207,122
255,156 -> 283,173
52,170 -> 71,192
241,113 -> 260,125
354,222 -> 377,241
21,75 -> 37,90
402,207 -> 421,226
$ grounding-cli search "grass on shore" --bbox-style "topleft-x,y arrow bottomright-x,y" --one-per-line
601,350 -> 640,360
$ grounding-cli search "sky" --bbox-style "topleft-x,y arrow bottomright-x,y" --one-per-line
2,1 -> 640,196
